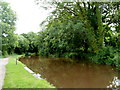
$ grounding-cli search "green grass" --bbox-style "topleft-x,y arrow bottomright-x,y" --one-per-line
4,55 -> 55,88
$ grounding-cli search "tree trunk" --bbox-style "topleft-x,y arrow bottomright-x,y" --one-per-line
95,2 -> 104,49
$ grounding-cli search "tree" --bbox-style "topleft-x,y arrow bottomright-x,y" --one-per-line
36,1 -> 119,58
21,32 -> 39,54
0,1 -> 17,55
14,35 -> 29,54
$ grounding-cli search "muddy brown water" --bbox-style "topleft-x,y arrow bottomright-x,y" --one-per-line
19,56 -> 120,88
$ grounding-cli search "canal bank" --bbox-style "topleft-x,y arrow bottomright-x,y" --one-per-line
3,55 -> 55,88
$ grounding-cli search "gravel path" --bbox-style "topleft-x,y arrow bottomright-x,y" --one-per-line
0,58 -> 9,90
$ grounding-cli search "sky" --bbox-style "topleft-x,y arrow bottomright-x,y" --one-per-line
4,0 -> 52,34
3,0 -> 116,34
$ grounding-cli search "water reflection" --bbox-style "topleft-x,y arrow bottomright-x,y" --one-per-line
19,56 -> 120,88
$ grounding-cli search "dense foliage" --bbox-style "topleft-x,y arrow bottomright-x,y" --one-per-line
36,1 -> 120,69
0,1 -> 17,56
14,32 -> 39,55
1,1 -> 120,69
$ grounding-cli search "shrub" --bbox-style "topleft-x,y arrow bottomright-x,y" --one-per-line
90,46 -> 119,67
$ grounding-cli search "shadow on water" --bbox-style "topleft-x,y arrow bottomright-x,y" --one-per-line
19,56 -> 120,88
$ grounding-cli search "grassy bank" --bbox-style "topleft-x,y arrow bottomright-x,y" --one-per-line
4,55 -> 55,88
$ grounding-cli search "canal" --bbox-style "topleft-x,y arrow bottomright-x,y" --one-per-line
19,56 -> 120,88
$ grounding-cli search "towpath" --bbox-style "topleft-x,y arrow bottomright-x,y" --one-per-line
0,57 -> 9,90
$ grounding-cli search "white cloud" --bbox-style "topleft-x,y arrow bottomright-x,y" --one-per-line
4,0 -> 51,34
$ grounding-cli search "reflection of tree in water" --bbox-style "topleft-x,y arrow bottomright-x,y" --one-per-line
19,56 -> 120,88
107,76 -> 120,88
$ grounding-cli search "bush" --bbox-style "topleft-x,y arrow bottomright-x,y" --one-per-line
90,46 -> 119,67
63,52 -> 79,58
113,53 -> 120,70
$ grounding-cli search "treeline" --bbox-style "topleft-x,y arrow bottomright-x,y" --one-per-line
14,32 -> 39,55
0,1 -> 16,56
0,1 -> 120,69
36,1 -> 120,69
0,1 -> 39,56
